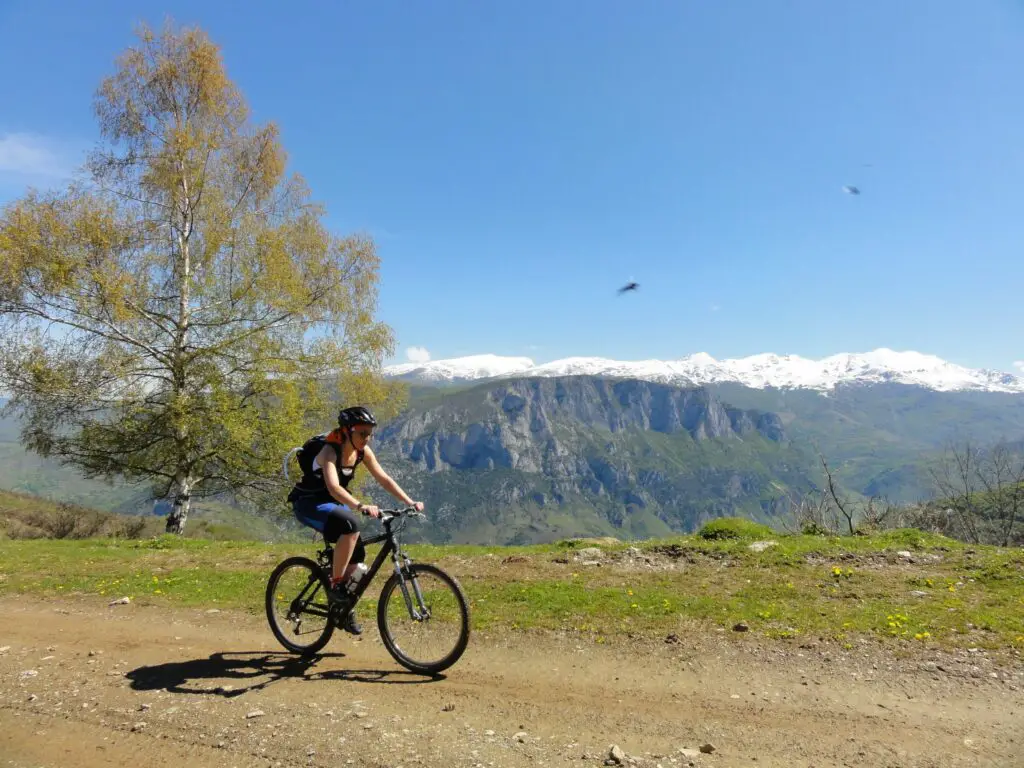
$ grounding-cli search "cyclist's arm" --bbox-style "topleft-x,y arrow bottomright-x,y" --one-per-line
362,446 -> 416,506
318,444 -> 364,510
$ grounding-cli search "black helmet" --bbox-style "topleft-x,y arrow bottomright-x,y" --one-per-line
338,405 -> 377,428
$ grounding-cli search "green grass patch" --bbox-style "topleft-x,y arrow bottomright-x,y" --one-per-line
697,517 -> 775,541
1,530 -> 1021,655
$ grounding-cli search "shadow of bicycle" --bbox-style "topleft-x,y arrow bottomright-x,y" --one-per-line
125,651 -> 445,698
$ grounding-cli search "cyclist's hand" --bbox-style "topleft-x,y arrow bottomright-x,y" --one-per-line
411,501 -> 425,513
361,504 -> 381,518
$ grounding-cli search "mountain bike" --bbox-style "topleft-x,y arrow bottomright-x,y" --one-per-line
265,506 -> 471,675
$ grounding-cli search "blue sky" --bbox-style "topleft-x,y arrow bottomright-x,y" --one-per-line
1,1 -> 1023,374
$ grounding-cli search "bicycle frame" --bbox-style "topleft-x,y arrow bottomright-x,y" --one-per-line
318,508 -> 430,621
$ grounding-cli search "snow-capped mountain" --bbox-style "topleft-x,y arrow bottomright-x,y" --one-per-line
384,349 -> 1024,394
384,354 -> 535,384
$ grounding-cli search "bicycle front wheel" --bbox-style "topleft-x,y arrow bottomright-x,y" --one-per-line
265,556 -> 335,656
377,563 -> 471,675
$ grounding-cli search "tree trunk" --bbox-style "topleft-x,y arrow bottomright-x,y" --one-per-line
164,475 -> 193,534
165,159 -> 194,538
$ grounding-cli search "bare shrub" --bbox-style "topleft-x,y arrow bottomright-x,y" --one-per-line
930,441 -> 1024,546
117,516 -> 148,539
74,510 -> 107,539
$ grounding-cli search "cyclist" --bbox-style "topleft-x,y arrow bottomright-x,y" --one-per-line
288,405 -> 424,635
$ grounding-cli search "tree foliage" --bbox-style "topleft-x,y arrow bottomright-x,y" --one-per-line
0,20 -> 399,533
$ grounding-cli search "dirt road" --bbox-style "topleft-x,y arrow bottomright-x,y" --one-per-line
1,595 -> 1021,768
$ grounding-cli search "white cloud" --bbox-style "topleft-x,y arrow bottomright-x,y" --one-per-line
0,133 -> 78,180
405,346 -> 431,364
1014,361 -> 1024,374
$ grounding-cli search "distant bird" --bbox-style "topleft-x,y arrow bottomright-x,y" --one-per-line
842,185 -> 861,195
617,281 -> 639,295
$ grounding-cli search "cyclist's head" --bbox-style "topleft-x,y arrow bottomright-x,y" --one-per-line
338,406 -> 377,443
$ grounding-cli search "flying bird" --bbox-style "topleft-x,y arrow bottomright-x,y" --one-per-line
842,185 -> 861,195
617,281 -> 639,295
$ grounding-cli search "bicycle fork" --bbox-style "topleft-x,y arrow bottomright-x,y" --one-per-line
391,551 -> 430,622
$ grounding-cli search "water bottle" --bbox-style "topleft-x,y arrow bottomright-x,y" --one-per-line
347,562 -> 369,593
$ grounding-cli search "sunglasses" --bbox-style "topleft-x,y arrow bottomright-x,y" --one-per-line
352,429 -> 374,440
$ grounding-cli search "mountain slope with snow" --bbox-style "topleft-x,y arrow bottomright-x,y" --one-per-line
384,349 -> 1024,393
384,353 -> 536,384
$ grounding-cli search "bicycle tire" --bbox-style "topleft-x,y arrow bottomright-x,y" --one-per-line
265,556 -> 335,656
376,563 -> 471,675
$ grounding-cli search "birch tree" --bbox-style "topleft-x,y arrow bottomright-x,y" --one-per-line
0,21 -> 398,533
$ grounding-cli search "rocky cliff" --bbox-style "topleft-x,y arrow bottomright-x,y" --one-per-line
372,376 -> 812,544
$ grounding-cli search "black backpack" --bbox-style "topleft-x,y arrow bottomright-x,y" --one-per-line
283,433 -> 329,485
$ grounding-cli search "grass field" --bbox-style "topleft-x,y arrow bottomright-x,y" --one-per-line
1,517 -> 1021,658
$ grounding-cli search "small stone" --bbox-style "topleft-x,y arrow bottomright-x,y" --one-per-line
0,646 -> 9,653
699,743 -> 716,754
733,622 -> 749,632
40,655 -> 55,661
246,710 -> 265,719
747,540 -> 778,553
27,694 -> 38,702
484,730 -> 495,736
20,670 -> 38,678
138,703 -> 151,711
609,744 -> 627,763
206,608 -> 220,614
109,597 -> 130,606
910,590 -> 928,598
514,731 -> 529,742
441,703 -> 455,712
678,748 -> 701,758
88,650 -> 101,657
131,722 -> 147,732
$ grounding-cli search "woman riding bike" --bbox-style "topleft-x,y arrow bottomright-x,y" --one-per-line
287,405 -> 424,635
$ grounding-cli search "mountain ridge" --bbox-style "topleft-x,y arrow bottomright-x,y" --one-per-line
385,348 -> 1024,394
370,375 -> 818,543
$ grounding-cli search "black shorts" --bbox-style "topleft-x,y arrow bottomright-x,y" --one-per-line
291,497 -> 365,563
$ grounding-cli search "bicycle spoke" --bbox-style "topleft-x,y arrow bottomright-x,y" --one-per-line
378,564 -> 470,674
265,557 -> 334,655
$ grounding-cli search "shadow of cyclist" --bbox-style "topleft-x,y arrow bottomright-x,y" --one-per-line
125,651 -> 445,697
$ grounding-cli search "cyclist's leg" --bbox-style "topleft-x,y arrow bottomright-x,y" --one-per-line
321,505 -> 362,587
338,536 -> 367,590
321,505 -> 366,635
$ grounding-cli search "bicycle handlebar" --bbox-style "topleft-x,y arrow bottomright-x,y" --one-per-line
378,506 -> 427,524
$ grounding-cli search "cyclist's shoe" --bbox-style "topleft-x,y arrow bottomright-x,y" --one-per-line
327,582 -> 351,607
341,608 -> 363,636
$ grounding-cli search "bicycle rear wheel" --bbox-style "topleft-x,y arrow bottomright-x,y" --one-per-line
377,563 -> 470,675
265,556 -> 335,656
